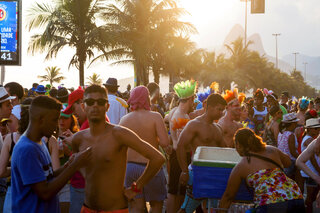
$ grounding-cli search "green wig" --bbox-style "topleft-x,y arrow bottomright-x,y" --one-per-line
174,80 -> 197,99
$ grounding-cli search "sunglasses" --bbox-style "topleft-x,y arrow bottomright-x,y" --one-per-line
84,98 -> 108,106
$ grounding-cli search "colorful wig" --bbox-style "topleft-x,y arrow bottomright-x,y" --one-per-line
299,97 -> 310,110
196,87 -> 211,103
238,93 -> 246,104
223,88 -> 238,104
174,80 -> 197,99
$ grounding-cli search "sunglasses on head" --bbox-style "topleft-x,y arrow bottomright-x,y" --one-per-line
84,98 -> 108,106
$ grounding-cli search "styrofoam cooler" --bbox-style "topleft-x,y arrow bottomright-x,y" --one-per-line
192,146 -> 253,201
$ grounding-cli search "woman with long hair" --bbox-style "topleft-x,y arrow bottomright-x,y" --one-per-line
56,105 -> 79,213
0,98 -> 32,213
219,128 -> 305,213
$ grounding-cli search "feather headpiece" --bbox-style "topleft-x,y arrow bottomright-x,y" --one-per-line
174,80 -> 197,99
299,97 -> 310,110
209,82 -> 219,93
223,89 -> 238,104
196,87 -> 211,103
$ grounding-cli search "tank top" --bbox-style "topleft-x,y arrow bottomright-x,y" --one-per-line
300,135 -> 320,178
253,107 -> 268,133
264,121 -> 277,147
278,131 -> 298,160
247,168 -> 303,207
7,133 -> 17,185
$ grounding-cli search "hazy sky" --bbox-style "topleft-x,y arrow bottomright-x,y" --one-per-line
4,0 -> 320,89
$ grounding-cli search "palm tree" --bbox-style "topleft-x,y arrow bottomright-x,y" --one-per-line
96,0 -> 196,86
27,0 -> 110,86
86,73 -> 102,85
38,66 -> 65,86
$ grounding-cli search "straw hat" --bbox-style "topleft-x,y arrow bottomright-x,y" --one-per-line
0,87 -> 15,103
282,113 -> 299,123
305,118 -> 320,129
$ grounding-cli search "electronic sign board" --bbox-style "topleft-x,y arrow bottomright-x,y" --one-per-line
0,0 -> 21,65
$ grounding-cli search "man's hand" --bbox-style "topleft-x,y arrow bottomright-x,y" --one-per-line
72,147 -> 92,169
179,171 -> 189,186
124,188 -> 138,201
62,129 -> 74,146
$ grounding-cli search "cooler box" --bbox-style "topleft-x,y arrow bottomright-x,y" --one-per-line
192,146 -> 253,201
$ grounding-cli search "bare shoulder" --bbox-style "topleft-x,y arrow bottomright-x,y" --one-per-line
112,125 -> 134,138
265,145 -> 279,154
73,129 -> 89,143
185,118 -> 200,128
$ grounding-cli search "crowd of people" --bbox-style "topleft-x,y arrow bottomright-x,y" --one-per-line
0,77 -> 319,213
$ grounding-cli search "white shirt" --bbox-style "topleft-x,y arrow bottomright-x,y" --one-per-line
106,94 -> 128,124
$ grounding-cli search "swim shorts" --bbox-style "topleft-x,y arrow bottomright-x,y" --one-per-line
81,204 -> 129,213
125,162 -> 167,201
58,183 -> 70,203
168,150 -> 191,195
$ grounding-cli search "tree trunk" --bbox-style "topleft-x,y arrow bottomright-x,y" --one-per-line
79,59 -> 85,86
153,65 -> 160,85
142,66 -> 149,86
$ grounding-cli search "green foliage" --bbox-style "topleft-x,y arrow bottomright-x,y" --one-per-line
193,37 -> 318,98
38,66 -> 65,86
27,0 -> 110,86
100,0 -> 197,86
86,73 -> 102,85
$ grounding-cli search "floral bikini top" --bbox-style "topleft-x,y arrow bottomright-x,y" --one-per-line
247,168 -> 303,207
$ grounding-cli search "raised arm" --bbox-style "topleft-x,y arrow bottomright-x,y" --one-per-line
117,127 -> 165,192
31,133 -> 91,201
48,137 -> 60,170
219,163 -> 244,212
296,138 -> 320,184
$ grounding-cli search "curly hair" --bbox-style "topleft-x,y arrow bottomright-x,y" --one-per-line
234,128 -> 266,154
254,89 -> 264,100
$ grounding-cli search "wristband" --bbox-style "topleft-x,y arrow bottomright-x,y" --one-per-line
131,182 -> 142,193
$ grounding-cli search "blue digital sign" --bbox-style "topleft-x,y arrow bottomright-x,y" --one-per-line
0,0 -> 21,65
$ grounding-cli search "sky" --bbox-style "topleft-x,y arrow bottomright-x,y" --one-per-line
3,0 -> 320,89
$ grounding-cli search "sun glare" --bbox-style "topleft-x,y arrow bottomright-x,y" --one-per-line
179,0 -> 236,24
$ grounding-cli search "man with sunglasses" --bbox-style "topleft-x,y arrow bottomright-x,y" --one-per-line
63,88 -> 109,213
72,85 -> 165,213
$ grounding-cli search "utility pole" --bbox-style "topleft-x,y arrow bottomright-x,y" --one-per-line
245,0 -> 248,45
292,52 -> 299,70
303,62 -> 308,81
272,33 -> 281,69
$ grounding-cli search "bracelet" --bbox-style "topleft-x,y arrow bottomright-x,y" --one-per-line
181,171 -> 188,175
131,182 -> 142,193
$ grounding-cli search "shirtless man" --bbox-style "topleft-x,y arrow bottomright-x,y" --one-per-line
72,85 -> 165,212
218,97 -> 243,148
167,80 -> 197,213
119,86 -> 169,213
177,94 -> 227,212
